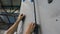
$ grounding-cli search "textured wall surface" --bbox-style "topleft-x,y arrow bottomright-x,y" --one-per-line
18,0 -> 35,34
36,0 -> 60,34
19,0 -> 60,34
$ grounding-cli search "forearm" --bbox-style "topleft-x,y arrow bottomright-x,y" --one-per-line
6,14 -> 24,34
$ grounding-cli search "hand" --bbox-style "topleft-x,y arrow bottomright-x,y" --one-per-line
25,22 -> 35,34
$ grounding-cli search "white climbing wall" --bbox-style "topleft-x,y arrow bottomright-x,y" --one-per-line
18,0 -> 35,34
18,0 -> 60,34
35,0 -> 60,34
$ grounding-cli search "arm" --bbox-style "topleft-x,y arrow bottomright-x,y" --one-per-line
6,14 -> 25,34
25,23 -> 35,34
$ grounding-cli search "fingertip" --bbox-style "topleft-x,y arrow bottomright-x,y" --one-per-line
21,13 -> 23,16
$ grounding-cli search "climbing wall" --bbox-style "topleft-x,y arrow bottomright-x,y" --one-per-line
17,0 -> 60,34
17,0 -> 35,34
36,0 -> 60,34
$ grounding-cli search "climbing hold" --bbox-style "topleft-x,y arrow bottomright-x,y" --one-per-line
48,0 -> 53,4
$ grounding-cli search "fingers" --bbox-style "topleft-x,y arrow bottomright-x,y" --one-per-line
30,23 -> 35,32
25,22 -> 36,34
18,13 -> 25,20
29,23 -> 35,30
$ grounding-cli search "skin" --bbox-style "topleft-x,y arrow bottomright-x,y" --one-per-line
25,23 -> 35,34
6,14 -> 35,34
6,14 -> 25,34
